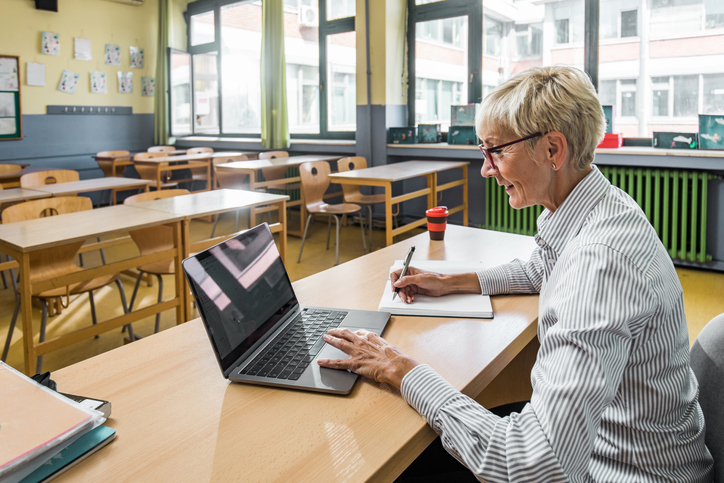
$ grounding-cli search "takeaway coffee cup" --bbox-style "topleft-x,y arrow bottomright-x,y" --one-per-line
426,206 -> 449,240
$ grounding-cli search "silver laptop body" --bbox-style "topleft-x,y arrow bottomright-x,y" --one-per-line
182,223 -> 390,395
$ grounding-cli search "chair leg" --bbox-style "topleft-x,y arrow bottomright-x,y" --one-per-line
211,213 -> 220,238
326,216 -> 332,250
115,279 -> 128,313
2,293 -> 21,362
154,274 -> 163,333
297,214 -> 314,263
97,236 -> 107,265
36,300 -> 48,374
367,206 -> 373,251
334,215 -> 341,266
124,272 -> 144,341
89,291 -> 100,339
360,210 -> 368,254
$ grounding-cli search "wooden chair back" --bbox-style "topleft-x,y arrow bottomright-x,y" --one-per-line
2,197 -> 93,282
259,151 -> 290,181
186,147 -> 213,154
97,150 -> 130,158
123,189 -> 189,204
20,170 -> 79,188
133,152 -> 171,183
299,161 -> 332,211
214,156 -> 250,189
95,151 -> 131,177
148,146 -> 176,153
336,157 -> 369,199
0,164 -> 24,175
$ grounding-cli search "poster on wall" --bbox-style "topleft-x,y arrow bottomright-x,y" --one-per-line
41,32 -> 60,55
26,62 -> 45,86
141,77 -> 154,97
105,44 -> 121,65
74,38 -> 92,60
117,71 -> 133,93
90,71 -> 107,94
57,69 -> 80,94
0,55 -> 22,140
130,46 -> 144,68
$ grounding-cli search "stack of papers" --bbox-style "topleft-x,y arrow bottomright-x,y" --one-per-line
378,260 -> 493,318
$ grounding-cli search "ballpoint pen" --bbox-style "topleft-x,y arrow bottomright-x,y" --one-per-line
392,246 -> 415,301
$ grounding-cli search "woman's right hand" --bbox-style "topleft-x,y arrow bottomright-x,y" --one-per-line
391,267 -> 483,303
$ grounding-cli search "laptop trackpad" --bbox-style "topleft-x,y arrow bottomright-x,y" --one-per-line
317,325 -> 384,361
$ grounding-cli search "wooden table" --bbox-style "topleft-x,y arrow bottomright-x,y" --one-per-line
129,189 -> 289,320
0,205 -> 187,376
30,177 -> 151,200
216,154 -> 343,236
50,225 -> 539,481
0,166 -> 52,189
330,160 -> 469,247
0,187 -> 50,205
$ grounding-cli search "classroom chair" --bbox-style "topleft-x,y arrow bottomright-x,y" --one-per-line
95,150 -> 131,177
210,155 -> 250,237
133,152 -> 179,190
19,169 -> 79,187
0,163 -> 24,175
123,189 -> 190,340
147,145 -> 177,153
186,147 -> 214,191
1,196 -> 128,373
297,161 -> 366,266
690,312 -> 724,480
336,156 -> 388,249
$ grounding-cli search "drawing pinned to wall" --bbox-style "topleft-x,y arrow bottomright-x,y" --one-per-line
0,57 -> 19,91
104,44 -> 121,65
74,38 -> 92,61
41,32 -> 60,55
117,71 -> 133,93
90,71 -> 107,94
141,77 -> 154,97
57,69 -> 80,94
26,62 -> 45,87
0,93 -> 16,118
130,47 -> 144,68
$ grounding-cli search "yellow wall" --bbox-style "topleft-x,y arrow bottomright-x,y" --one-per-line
0,0 -> 189,115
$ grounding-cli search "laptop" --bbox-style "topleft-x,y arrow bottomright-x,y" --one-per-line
182,223 -> 391,395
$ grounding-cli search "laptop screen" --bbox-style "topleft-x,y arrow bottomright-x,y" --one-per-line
183,224 -> 298,374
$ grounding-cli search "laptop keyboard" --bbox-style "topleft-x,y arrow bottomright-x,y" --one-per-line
240,309 -> 347,381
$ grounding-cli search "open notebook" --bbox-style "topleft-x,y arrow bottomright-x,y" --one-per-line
378,260 -> 493,318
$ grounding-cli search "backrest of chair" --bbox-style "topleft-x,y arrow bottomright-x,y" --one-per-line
123,189 -> 190,204
148,146 -> 176,153
133,152 -> 170,181
299,161 -> 331,209
690,313 -> 724,479
336,157 -> 368,199
0,163 -> 24,175
259,151 -> 290,180
213,156 -> 249,189
20,170 -> 79,187
258,151 -> 288,160
187,147 -> 213,154
134,152 -> 168,161
96,150 -> 130,158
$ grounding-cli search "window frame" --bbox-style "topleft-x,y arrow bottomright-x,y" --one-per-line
179,0 -> 356,140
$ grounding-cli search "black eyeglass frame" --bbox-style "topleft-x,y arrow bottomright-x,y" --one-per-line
478,132 -> 543,169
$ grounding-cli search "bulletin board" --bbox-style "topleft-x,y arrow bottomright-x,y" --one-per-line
0,55 -> 22,141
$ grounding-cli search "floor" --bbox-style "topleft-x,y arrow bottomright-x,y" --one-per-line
1,209 -> 723,375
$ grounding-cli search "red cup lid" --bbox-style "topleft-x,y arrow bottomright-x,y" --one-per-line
426,206 -> 448,216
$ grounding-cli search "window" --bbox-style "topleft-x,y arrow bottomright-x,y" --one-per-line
674,75 -> 699,117
483,16 -> 502,55
556,18 -> 570,44
620,10 -> 637,37
515,24 -> 543,57
652,77 -> 670,117
705,0 -> 724,28
703,73 -> 724,113
176,0 -> 355,139
620,79 -> 637,117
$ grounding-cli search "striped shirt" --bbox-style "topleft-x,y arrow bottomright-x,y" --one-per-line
401,166 -> 713,482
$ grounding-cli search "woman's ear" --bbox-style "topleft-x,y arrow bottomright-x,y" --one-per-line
543,132 -> 568,170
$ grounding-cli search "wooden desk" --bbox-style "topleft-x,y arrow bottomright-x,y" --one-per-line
216,154 -> 343,236
0,205 -> 187,375
51,226 -> 538,481
0,166 -> 52,189
330,160 -> 469,247
132,152 -> 252,192
93,153 -> 133,178
0,188 -> 50,205
129,189 -> 289,320
30,177 -> 152,199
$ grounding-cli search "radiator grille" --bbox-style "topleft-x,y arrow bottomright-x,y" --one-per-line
485,168 -> 714,263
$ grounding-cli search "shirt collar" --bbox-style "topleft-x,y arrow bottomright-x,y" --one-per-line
535,165 -> 610,254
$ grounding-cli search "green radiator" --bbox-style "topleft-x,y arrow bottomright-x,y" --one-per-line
485,168 -> 715,263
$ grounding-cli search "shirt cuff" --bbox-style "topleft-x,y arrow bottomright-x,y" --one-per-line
401,364 -> 463,429
476,265 -> 510,295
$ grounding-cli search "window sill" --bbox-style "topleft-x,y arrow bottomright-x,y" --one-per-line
174,136 -> 356,153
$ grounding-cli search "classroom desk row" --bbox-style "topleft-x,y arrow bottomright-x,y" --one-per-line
50,225 -> 539,482
0,189 -> 289,376
0,177 -> 152,205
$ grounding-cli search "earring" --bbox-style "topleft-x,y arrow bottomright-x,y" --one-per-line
552,163 -> 556,169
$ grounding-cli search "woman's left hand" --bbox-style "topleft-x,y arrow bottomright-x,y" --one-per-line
317,328 -> 419,390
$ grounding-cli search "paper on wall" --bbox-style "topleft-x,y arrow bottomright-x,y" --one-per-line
0,93 -> 16,117
42,32 -> 60,55
141,76 -> 154,97
26,62 -> 45,86
130,46 -> 144,68
104,44 -> 120,65
117,71 -> 133,93
74,38 -> 92,61
0,118 -> 17,135
57,69 -> 80,94
0,57 -> 19,91
90,71 -> 107,93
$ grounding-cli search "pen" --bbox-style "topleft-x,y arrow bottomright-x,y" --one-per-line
393,246 -> 415,301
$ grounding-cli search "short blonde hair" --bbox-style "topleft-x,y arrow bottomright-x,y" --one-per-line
476,66 -> 606,170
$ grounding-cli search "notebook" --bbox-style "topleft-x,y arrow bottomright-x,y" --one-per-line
378,260 -> 493,318
183,223 -> 391,395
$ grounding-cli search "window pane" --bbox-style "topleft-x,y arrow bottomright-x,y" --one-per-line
220,2 -> 261,134
285,8 -> 320,134
653,85 -> 669,117
621,91 -> 636,116
598,80 -> 616,107
191,11 -> 215,46
482,1 -> 583,102
705,0 -> 724,28
170,50 -> 192,136
620,10 -> 637,37
327,0 -> 354,20
415,16 -> 468,131
674,75 -> 699,117
327,31 -> 356,132
193,52 -> 219,134
703,73 -> 724,113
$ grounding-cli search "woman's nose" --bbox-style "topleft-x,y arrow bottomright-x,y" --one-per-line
481,156 -> 496,178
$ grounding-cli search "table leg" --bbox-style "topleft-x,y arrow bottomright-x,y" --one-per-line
278,200 -> 287,264
462,165 -> 469,226
18,254 -> 34,376
385,183 -> 393,247
175,221 -> 188,323
428,173 -> 436,210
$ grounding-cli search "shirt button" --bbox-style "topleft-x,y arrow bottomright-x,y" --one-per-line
537,239 -> 546,246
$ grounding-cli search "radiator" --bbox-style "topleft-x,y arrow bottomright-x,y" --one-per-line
485,168 -> 714,263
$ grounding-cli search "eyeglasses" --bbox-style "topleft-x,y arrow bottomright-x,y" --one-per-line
478,132 -> 543,170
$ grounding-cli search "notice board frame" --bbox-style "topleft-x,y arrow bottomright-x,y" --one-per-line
0,54 -> 22,141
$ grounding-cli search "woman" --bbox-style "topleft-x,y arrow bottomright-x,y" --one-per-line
317,66 -> 713,481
